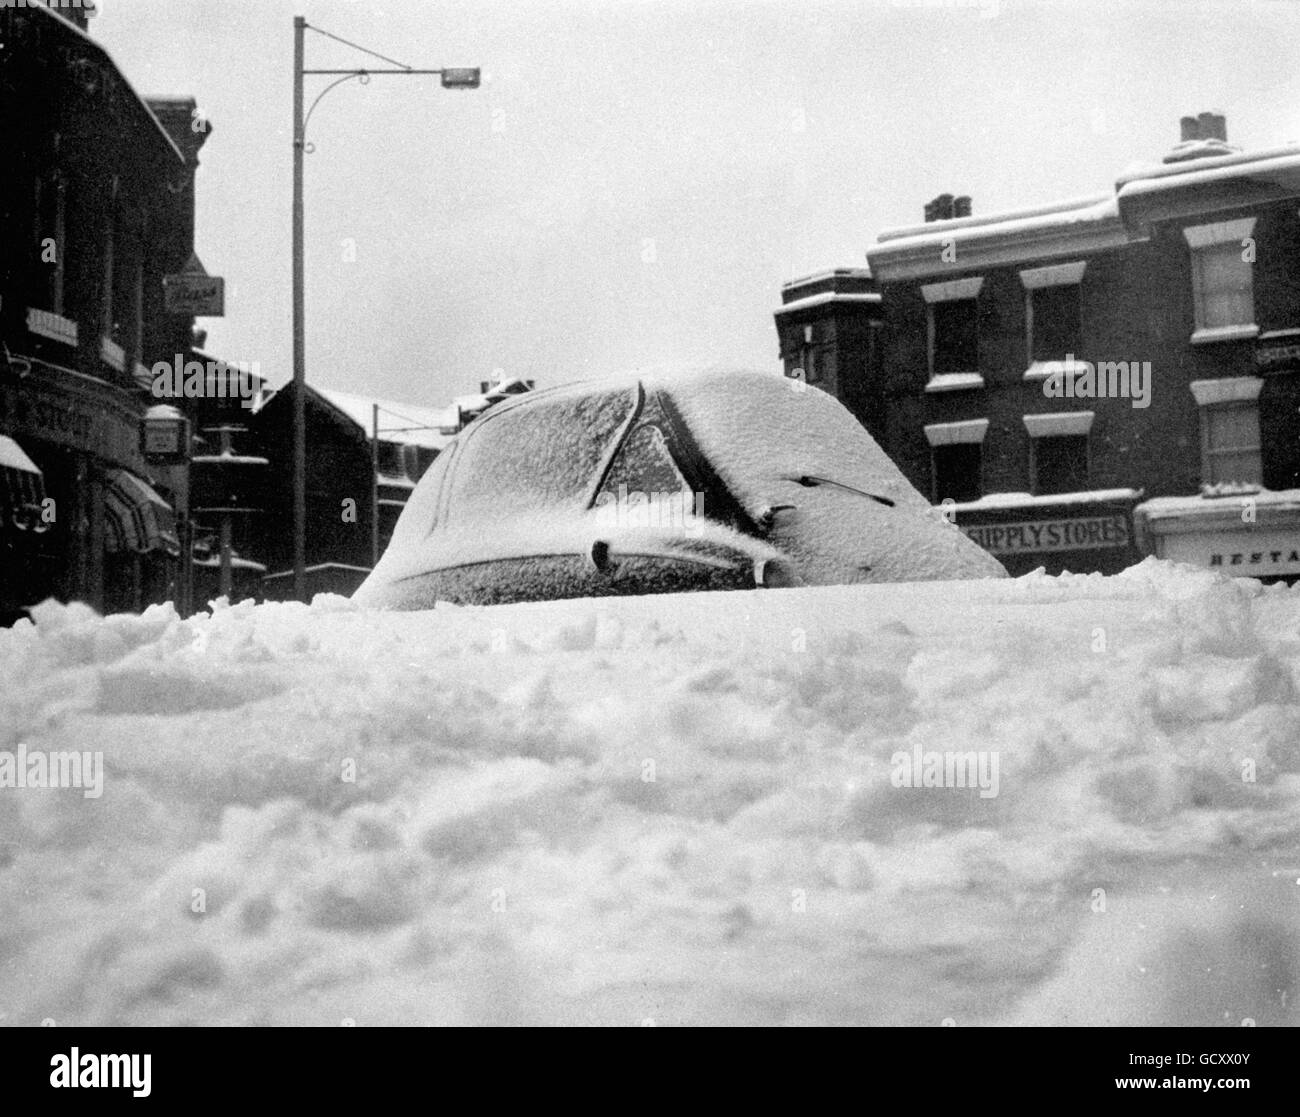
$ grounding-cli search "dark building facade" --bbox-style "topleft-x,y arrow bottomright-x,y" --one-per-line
777,113 -> 1300,579
0,1 -> 213,619
246,383 -> 456,600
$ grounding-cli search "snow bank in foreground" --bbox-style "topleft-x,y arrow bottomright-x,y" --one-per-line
1,559 -> 1298,1026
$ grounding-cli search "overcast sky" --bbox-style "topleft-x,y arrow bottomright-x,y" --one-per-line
96,0 -> 1300,409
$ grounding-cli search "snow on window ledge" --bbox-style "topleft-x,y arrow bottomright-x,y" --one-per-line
921,276 -> 984,304
1023,359 -> 1090,381
1182,216 -> 1257,249
1189,376 -> 1263,406
1019,261 -> 1087,289
1190,323 -> 1259,345
925,372 -> 985,393
1023,410 -> 1095,437
924,418 -> 989,446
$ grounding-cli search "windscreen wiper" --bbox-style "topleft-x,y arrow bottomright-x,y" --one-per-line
787,474 -> 895,507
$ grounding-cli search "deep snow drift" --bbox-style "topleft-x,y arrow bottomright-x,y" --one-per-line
1,560 -> 1298,1026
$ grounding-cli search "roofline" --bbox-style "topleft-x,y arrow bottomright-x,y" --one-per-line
29,2 -> 186,166
310,383 -> 457,444
780,266 -> 874,290
774,291 -> 882,316
1117,148 -> 1300,208
867,203 -> 1130,283
1114,142 -> 1300,189
877,193 -> 1112,244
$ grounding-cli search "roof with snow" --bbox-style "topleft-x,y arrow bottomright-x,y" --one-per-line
452,377 -> 534,416
868,134 -> 1300,282
313,387 -> 459,451
867,194 -> 1127,281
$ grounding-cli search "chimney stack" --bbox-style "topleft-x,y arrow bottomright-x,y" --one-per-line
1198,111 -> 1227,142
924,193 -> 965,223
1163,111 -> 1236,163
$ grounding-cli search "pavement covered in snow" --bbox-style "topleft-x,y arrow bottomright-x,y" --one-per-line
2,560 -> 1299,1026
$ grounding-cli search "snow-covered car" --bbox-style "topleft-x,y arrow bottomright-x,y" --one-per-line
353,368 -> 1006,608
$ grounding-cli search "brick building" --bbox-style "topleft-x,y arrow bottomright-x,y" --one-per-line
776,113 -> 1300,579
0,1 -> 215,620
246,383 -> 457,600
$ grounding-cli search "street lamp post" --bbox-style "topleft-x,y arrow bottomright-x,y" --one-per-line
291,15 -> 478,601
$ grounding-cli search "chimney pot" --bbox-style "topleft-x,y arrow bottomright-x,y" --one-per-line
1197,110 -> 1227,142
953,195 -> 972,218
1180,115 -> 1199,142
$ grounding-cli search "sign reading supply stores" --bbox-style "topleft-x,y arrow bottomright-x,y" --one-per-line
963,514 -> 1130,556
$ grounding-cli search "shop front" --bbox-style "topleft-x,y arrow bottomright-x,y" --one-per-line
950,489 -> 1146,576
1134,490 -> 1300,584
0,358 -> 183,617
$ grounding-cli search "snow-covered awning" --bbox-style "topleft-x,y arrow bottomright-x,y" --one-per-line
103,470 -> 180,557
0,434 -> 47,532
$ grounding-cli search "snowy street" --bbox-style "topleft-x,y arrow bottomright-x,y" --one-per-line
2,561 -> 1298,1026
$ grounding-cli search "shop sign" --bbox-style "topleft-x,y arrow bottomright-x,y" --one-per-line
163,274 -> 224,317
1162,529 -> 1300,576
963,514 -> 1130,556
1256,340 -> 1300,368
0,376 -> 146,474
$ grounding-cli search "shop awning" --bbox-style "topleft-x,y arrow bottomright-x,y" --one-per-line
0,434 -> 48,531
104,469 -> 180,557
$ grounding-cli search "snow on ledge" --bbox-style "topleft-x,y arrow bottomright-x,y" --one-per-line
925,372 -> 985,393
946,487 -> 1142,513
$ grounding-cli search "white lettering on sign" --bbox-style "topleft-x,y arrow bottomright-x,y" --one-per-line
963,515 -> 1130,556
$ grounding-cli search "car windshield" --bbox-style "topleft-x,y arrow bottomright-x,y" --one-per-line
442,384 -> 640,526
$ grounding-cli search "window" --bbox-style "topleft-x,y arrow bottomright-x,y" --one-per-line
925,418 -> 988,504
932,443 -> 982,503
103,205 -> 116,338
1023,411 -> 1093,495
598,422 -> 691,502
932,299 -> 979,375
110,214 -> 142,357
922,277 -> 983,381
1190,378 -> 1263,486
800,342 -> 821,383
1183,218 -> 1257,342
376,440 -> 405,478
1021,261 -> 1086,374
1033,436 -> 1089,495
34,173 -> 66,314
790,324 -> 821,384
1030,284 -> 1082,363
1203,405 -> 1262,485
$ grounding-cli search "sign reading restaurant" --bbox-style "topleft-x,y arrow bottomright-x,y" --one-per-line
1160,529 -> 1300,578
963,514 -> 1130,556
